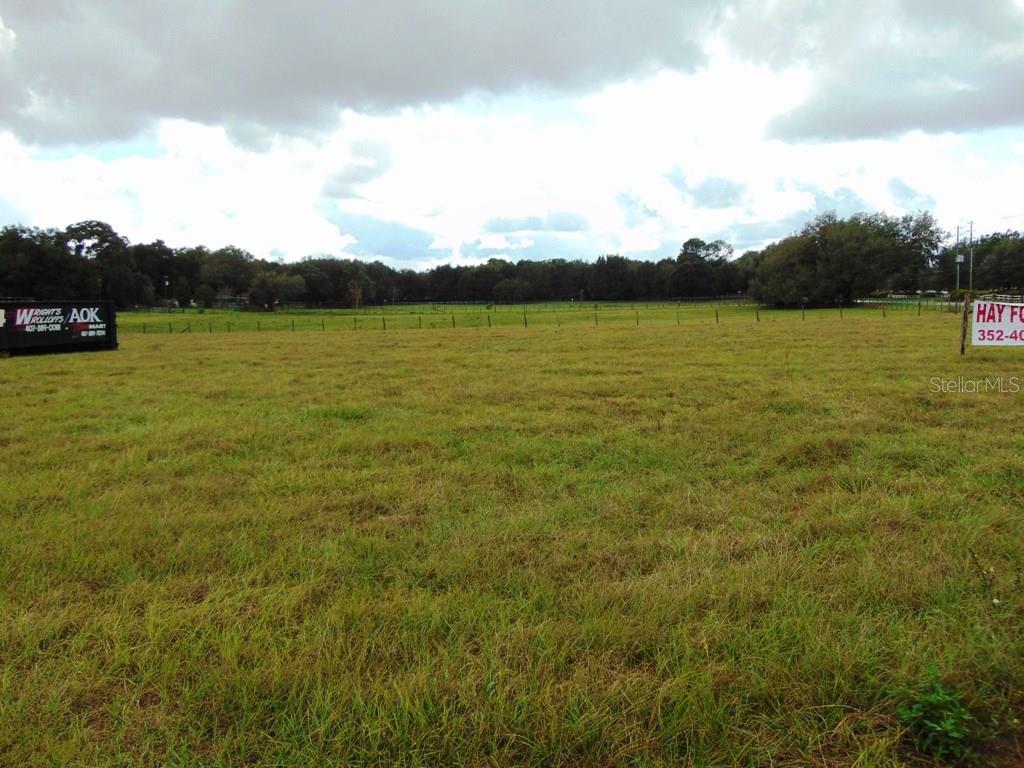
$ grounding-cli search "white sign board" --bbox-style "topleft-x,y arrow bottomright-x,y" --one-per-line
972,300 -> 1024,346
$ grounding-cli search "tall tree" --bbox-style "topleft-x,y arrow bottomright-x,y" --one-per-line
0,225 -> 99,299
249,270 -> 306,308
200,246 -> 256,296
61,221 -> 152,306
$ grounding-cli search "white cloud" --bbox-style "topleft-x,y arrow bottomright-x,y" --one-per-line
0,122 -> 349,258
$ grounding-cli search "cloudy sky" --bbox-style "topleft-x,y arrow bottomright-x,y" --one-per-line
1,1 -> 1022,268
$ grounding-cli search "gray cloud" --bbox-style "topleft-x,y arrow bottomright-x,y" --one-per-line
665,168 -> 689,195
616,192 -> 661,227
323,141 -> 393,200
622,239 -> 679,261
463,233 -> 597,262
724,218 -> 806,251
728,0 -> 1024,140
692,178 -> 745,209
795,184 -> 869,220
770,59 -> 1024,140
3,1 -> 1019,149
0,1 -> 718,145
325,209 -> 435,262
484,212 -> 589,233
223,121 -> 281,154
716,184 -> 870,250
667,170 -> 746,208
887,178 -> 936,211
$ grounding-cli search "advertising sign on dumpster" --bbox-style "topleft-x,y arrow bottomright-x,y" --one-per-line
0,301 -> 118,355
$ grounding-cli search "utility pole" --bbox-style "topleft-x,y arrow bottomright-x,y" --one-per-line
969,220 -> 974,293
955,225 -> 961,292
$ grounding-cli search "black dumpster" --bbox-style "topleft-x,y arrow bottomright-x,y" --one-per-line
0,300 -> 118,355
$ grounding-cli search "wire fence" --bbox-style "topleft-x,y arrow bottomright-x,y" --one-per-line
117,299 -> 963,336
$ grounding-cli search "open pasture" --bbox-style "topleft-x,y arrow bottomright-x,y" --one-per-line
1,311 -> 1022,766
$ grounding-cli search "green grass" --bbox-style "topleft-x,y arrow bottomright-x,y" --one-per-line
1,311 -> 1022,766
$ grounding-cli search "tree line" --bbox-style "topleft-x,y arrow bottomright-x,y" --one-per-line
1,213 -> 1021,309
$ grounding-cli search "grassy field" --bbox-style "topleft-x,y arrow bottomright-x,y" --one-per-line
1,309 -> 1022,766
